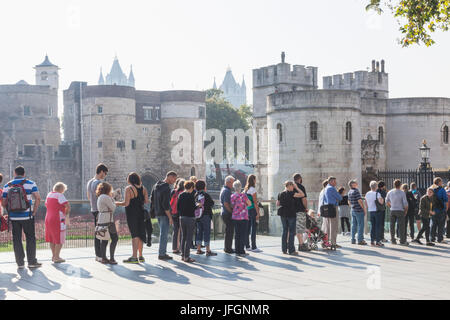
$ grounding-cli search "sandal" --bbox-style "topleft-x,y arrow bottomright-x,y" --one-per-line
54,258 -> 65,263
206,251 -> 217,256
184,257 -> 196,263
196,250 -> 205,255
173,250 -> 181,255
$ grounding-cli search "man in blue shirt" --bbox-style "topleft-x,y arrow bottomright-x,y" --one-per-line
2,166 -> 42,269
220,176 -> 235,254
321,176 -> 342,247
431,177 -> 449,243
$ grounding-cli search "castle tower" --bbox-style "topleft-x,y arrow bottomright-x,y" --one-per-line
34,55 -> 59,90
128,65 -> 135,87
98,68 -> 105,85
219,68 -> 247,108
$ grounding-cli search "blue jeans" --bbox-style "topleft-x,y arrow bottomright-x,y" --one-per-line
281,216 -> 296,254
431,210 -> 446,242
369,211 -> 383,243
246,208 -> 257,249
351,210 -> 365,243
157,215 -> 170,256
195,214 -> 211,247
233,219 -> 248,254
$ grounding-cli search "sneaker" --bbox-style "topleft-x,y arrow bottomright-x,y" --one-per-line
376,242 -> 384,247
399,242 -> 409,246
358,240 -> 367,245
412,239 -> 423,245
251,248 -> 263,253
146,241 -> 152,248
17,265 -> 25,269
288,251 -> 299,256
108,259 -> 118,265
28,262 -> 42,269
138,256 -> 145,263
345,232 -> 351,236
426,242 -> 435,246
342,232 -> 346,236
123,257 -> 139,264
206,251 -> 217,256
245,246 -> 251,250
351,239 -> 356,244
158,254 -> 173,261
224,249 -> 235,254
371,242 -> 376,246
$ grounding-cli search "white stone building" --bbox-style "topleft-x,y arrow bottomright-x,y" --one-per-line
254,53 -> 450,200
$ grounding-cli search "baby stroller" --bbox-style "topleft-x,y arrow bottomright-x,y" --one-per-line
305,214 -> 335,251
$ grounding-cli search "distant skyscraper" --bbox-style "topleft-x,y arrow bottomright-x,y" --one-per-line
98,56 -> 135,87
214,68 -> 246,108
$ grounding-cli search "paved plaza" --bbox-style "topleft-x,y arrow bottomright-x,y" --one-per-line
0,235 -> 449,300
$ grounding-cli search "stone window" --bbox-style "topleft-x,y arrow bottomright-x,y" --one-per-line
131,140 -> 136,150
199,106 -> 205,118
41,71 -> 48,81
443,125 -> 449,144
117,140 -> 125,150
310,121 -> 318,141
155,106 -> 161,120
97,105 -> 103,114
143,106 -> 153,120
276,123 -> 283,142
345,122 -> 352,142
98,141 -> 102,148
24,106 -> 31,116
378,127 -> 384,144
143,127 -> 148,134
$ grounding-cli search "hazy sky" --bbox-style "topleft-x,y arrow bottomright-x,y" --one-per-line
1,0 -> 450,113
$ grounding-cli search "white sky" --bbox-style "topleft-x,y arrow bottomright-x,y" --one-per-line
1,0 -> 450,116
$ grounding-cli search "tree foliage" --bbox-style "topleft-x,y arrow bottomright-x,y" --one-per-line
366,0 -> 450,47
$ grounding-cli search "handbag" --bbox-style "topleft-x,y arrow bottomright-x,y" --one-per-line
95,209 -> 113,241
320,204 -> 336,218
375,191 -> 385,212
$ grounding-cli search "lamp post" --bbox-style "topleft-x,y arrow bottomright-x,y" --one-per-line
419,140 -> 431,171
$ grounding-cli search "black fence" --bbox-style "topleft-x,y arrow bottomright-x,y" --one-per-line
377,168 -> 450,194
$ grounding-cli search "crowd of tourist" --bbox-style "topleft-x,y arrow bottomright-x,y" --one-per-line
0,164 -> 449,269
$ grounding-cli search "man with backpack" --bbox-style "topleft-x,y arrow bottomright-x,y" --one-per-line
2,166 -> 42,269
430,177 -> 448,244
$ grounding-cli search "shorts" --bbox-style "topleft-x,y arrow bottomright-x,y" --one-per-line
296,211 -> 307,234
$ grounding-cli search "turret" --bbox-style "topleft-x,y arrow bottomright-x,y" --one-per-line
34,55 -> 59,90
98,68 -> 105,85
128,65 -> 135,87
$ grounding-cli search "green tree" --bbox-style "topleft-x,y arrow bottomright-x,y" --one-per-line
366,0 -> 450,47
205,89 -> 250,185
237,104 -> 253,128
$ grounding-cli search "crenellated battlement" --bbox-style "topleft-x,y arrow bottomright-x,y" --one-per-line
253,53 -> 318,89
323,60 -> 389,98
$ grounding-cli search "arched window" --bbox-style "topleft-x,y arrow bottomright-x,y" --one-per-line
378,127 -> 384,145
443,125 -> 449,144
345,122 -> 352,142
276,123 -> 283,142
41,71 -> 48,81
310,121 -> 318,141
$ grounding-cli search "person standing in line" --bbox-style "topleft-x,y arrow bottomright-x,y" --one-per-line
189,176 -> 198,249
117,173 -> 149,263
292,173 -> 309,252
402,184 -> 417,240
170,178 -> 185,254
244,174 -> 262,253
338,187 -> 351,236
151,171 -> 177,260
87,163 -> 109,262
364,181 -> 384,247
0,174 -> 3,216
445,182 -> 450,239
377,181 -> 388,243
321,176 -> 342,248
430,177 -> 448,243
348,180 -> 367,245
277,181 -> 304,255
231,180 -> 251,257
177,181 -> 198,263
194,180 -> 217,256
96,182 -> 119,264
413,188 -> 436,246
220,176 -> 235,254
45,182 -> 71,263
2,166 -> 42,269
386,179 -> 409,245
410,183 -> 422,237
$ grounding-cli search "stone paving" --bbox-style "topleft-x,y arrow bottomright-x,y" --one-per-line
0,234 -> 449,300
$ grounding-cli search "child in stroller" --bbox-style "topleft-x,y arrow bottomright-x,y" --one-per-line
306,210 -> 335,250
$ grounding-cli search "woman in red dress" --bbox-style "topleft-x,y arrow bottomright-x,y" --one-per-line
45,182 -> 71,263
